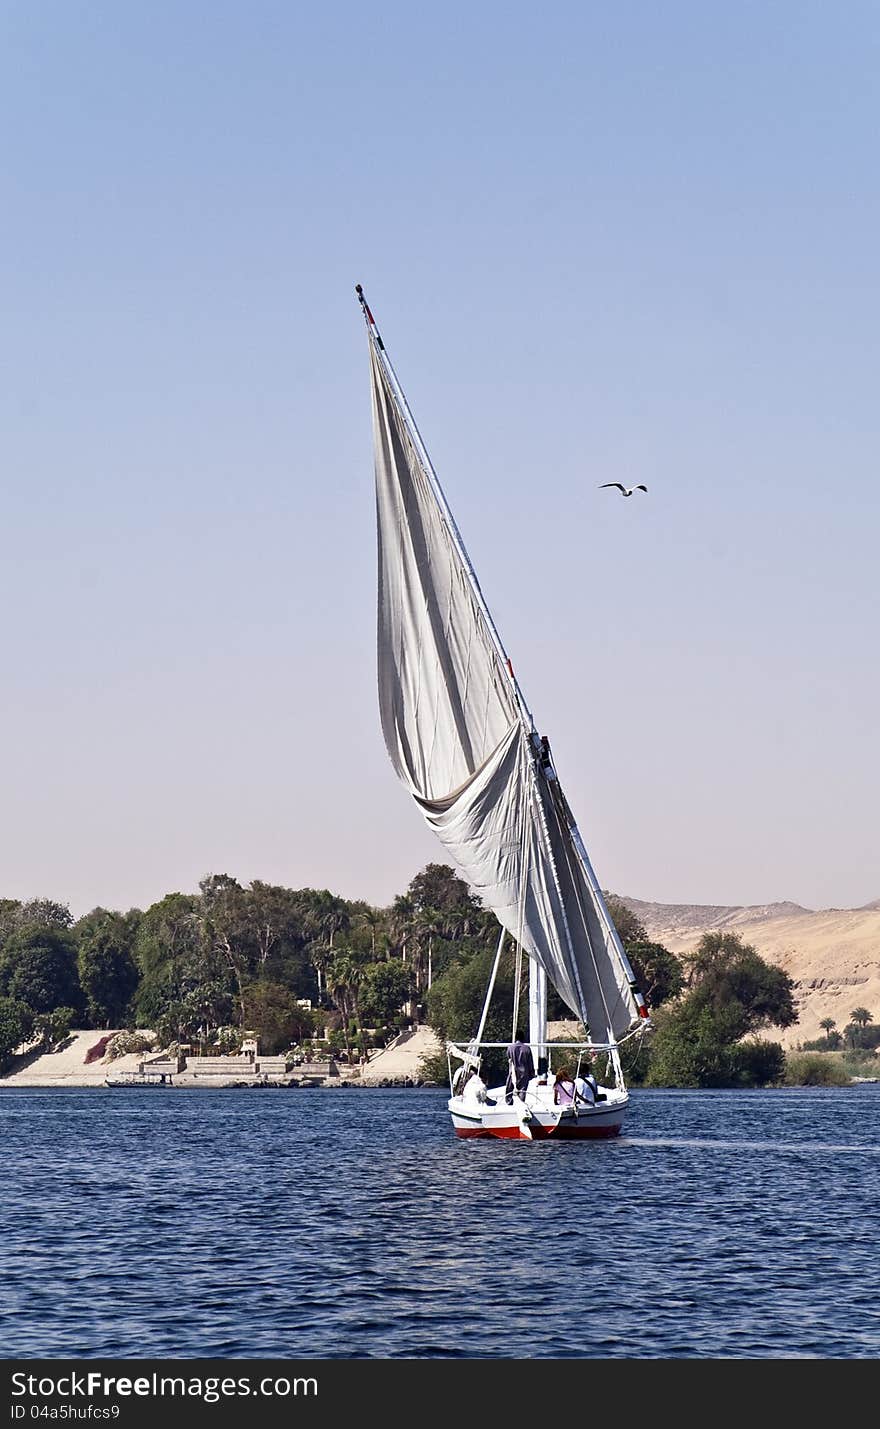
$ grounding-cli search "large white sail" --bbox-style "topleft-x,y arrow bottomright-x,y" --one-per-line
368,320 -> 643,1042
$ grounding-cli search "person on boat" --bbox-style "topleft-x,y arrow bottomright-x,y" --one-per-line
505,1039 -> 535,1104
553,1067 -> 576,1106
462,1068 -> 494,1106
575,1059 -> 606,1105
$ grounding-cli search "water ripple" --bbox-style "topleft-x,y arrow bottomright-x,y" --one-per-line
1,1085 -> 879,1358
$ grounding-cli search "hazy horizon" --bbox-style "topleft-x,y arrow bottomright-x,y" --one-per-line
3,4 -> 878,920
6,856 -> 880,925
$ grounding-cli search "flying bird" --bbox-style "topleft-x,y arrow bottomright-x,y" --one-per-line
599,483 -> 647,497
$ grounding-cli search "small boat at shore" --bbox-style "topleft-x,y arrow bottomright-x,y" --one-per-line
359,286 -> 651,1140
104,1071 -> 174,1087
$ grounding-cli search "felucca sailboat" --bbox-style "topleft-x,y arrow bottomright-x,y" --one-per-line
358,286 -> 650,1139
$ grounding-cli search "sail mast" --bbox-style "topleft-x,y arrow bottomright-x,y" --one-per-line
528,960 -> 547,1059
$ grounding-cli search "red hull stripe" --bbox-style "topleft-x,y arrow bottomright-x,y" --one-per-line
454,1123 -> 621,1140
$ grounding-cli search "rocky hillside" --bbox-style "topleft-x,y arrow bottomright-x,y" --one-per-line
616,896 -> 880,1049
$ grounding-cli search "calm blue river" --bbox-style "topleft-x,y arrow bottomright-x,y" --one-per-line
2,1086 -> 879,1359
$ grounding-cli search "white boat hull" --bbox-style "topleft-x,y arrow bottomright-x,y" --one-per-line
448,1084 -> 627,1140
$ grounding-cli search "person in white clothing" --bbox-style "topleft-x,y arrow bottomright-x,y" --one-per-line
461,1067 -> 495,1106
575,1059 -> 605,1105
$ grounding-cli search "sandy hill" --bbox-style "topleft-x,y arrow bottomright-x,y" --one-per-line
617,896 -> 880,1049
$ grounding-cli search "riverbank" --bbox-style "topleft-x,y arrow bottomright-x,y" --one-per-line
0,1025 -> 444,1089
3,1025 -> 871,1090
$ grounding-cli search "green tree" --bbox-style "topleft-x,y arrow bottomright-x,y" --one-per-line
354,904 -> 386,960
625,940 -> 683,1011
0,997 -> 34,1071
325,953 -> 358,1063
684,931 -> 796,1031
817,1017 -> 841,1050
407,864 -> 482,926
302,891 -> 352,1004
0,901 -> 22,950
646,1002 -> 739,1088
426,938 -> 523,1082
10,899 -> 73,932
402,864 -> 493,998
735,1038 -> 786,1086
247,882 -> 315,995
325,950 -> 376,1060
646,931 -> 795,1088
34,1006 -> 76,1050
198,874 -> 257,1026
842,1008 -> 877,1050
0,900 -> 73,960
76,911 -> 140,1027
156,969 -> 235,1053
133,891 -> 202,1028
0,926 -> 82,1015
242,982 -> 313,1055
387,893 -> 415,962
360,961 -> 410,1029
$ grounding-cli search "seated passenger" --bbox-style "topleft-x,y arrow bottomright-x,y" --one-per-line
575,1059 -> 607,1104
462,1068 -> 494,1105
553,1067 -> 576,1106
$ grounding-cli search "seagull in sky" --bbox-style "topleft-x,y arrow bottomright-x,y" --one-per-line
599,483 -> 648,497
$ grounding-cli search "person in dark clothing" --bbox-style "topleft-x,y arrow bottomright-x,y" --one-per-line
505,1039 -> 535,1104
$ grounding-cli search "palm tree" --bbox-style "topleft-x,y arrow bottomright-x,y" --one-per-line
326,950 -> 374,1063
325,952 -> 356,1064
819,1017 -> 838,1049
388,895 -> 415,963
355,904 -> 385,959
413,907 -> 441,999
850,1007 -> 872,1028
304,893 -> 350,1003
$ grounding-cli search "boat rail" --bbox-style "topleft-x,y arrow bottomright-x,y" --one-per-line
447,1040 -> 618,1053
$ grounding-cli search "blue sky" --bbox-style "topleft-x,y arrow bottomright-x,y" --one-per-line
2,2 -> 878,916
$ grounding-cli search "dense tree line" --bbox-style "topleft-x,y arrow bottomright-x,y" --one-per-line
0,865 -> 498,1069
803,1008 -> 880,1054
2,872 -> 863,1088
